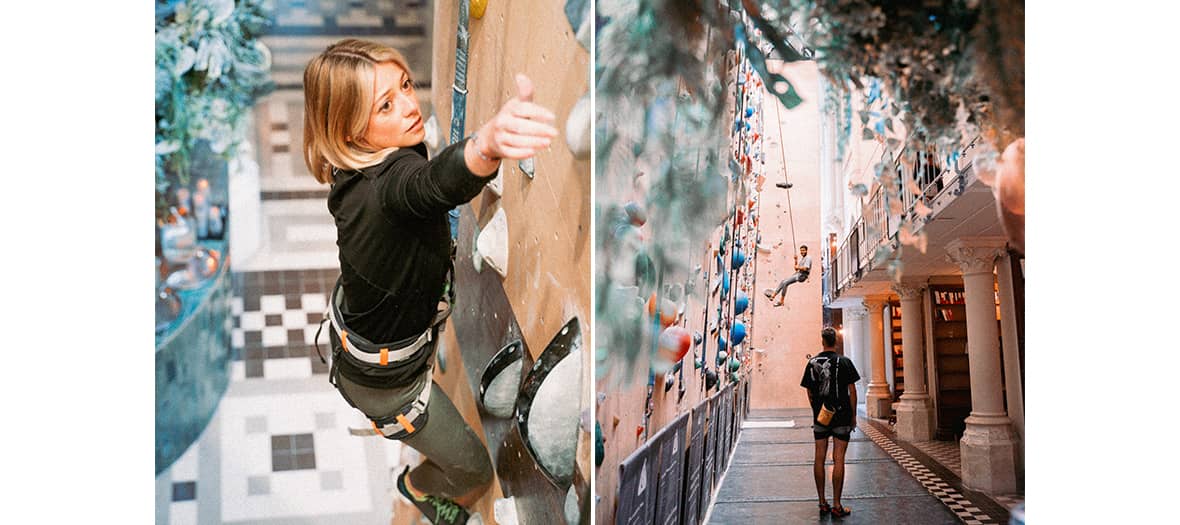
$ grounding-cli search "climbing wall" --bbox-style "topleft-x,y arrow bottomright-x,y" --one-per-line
750,60 -> 823,410
595,43 -> 770,525
414,0 -> 593,523
594,284 -> 715,525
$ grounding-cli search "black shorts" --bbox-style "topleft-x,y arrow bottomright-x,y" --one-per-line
813,422 -> 852,441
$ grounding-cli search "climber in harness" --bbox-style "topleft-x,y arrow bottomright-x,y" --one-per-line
302,39 -> 558,525
765,244 -> 811,306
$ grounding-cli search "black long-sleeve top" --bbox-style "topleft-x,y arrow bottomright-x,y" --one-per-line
328,140 -> 490,345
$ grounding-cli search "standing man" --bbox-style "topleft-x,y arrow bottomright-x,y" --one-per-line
765,245 -> 811,306
801,327 -> 860,518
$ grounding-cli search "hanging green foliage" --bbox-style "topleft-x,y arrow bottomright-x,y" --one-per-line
155,0 -> 275,217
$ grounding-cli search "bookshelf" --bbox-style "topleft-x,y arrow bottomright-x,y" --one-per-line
889,301 -> 903,402
931,284 -> 970,441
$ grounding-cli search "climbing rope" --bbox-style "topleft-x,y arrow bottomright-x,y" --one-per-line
770,93 -> 797,255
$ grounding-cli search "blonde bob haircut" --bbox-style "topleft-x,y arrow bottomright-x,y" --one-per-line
302,39 -> 414,184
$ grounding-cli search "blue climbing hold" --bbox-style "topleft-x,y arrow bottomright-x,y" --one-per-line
745,107 -> 754,118
735,293 -> 749,315
732,250 -> 745,269
731,322 -> 747,345
718,336 -> 728,352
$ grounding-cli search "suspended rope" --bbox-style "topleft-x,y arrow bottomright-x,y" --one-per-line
770,95 -> 798,255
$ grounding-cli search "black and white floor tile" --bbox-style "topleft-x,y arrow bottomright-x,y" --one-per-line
860,418 -> 1023,524
911,438 -> 965,479
230,269 -> 336,380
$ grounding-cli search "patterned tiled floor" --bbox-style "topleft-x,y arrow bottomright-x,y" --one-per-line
155,1 -> 432,523
862,413 -> 1025,523
229,269 -> 336,380
900,427 -> 1026,514
911,438 -> 965,479
860,422 -> 1001,524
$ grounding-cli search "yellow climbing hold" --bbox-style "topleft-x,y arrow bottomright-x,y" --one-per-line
471,0 -> 488,19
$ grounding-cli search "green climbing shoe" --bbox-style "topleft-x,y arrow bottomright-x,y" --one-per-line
396,466 -> 471,525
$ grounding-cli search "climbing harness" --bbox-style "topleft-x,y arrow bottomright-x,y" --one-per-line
313,246 -> 458,439
346,369 -> 432,439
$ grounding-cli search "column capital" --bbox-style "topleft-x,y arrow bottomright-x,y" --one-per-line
945,237 -> 1007,276
844,304 -> 867,321
863,295 -> 890,313
892,281 -> 926,301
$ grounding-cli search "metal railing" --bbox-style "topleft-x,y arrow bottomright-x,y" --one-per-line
823,136 -> 980,302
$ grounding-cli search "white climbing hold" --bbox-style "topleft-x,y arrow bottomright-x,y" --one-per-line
565,91 -> 591,160
519,157 -> 535,179
472,226 -> 483,273
488,161 -> 504,197
494,497 -> 520,525
423,114 -> 440,152
477,207 -> 509,277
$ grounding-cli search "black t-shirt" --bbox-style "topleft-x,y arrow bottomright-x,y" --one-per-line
800,351 -> 861,427
328,140 -> 490,344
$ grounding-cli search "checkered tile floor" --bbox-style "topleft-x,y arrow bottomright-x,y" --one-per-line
905,430 -> 1026,514
859,420 -> 1024,521
230,269 -> 338,380
911,438 -> 964,478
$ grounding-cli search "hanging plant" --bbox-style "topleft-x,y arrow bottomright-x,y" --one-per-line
155,0 -> 275,219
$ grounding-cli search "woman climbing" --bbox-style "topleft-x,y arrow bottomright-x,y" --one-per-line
302,39 -> 558,524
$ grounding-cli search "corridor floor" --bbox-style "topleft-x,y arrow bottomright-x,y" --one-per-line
705,408 -> 1019,524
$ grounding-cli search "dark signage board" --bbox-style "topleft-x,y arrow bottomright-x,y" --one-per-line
711,391 -> 725,487
702,395 -> 717,508
729,385 -> 737,459
743,380 -> 750,419
683,403 -> 707,525
724,386 -> 734,469
717,387 -> 728,473
616,436 -> 656,525
652,413 -> 689,525
736,380 -> 745,426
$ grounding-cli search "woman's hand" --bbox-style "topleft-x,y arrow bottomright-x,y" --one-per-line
474,74 -> 559,161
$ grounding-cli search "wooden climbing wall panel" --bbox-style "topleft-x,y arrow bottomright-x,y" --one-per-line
426,0 -> 592,524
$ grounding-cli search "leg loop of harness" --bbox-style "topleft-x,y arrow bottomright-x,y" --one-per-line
313,317 -> 328,364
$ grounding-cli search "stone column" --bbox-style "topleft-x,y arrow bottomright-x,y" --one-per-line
997,251 -> 1024,475
843,303 -> 869,396
946,238 -> 1016,494
864,295 -> 892,418
892,281 -> 934,442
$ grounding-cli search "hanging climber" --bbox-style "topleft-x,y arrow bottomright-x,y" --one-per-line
764,244 -> 811,306
302,39 -> 558,524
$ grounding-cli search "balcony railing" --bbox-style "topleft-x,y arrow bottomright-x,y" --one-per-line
823,136 -> 980,303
